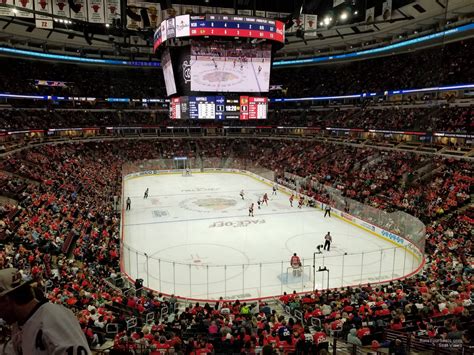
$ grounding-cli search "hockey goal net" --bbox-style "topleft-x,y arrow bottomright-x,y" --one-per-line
174,157 -> 192,177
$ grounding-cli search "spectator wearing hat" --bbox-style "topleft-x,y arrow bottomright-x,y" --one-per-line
0,268 -> 91,355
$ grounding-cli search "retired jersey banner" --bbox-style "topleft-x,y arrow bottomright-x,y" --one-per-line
126,2 -> 140,29
52,0 -> 69,17
87,0 -> 105,23
105,0 -> 120,24
254,10 -> 265,18
69,0 -> 87,21
15,0 -> 34,18
265,11 -> 279,19
382,0 -> 392,20
365,6 -> 374,30
304,14 -> 317,36
180,5 -> 199,15
237,9 -> 252,16
0,0 -> 15,16
218,7 -> 234,15
142,2 -> 161,28
35,0 -> 53,19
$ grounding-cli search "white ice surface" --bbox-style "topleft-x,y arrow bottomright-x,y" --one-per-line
122,172 -> 418,300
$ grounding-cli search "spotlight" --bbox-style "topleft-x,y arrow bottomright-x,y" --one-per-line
339,12 -> 348,21
59,19 -> 64,23
319,21 -> 324,26
105,23 -> 110,28
354,10 -> 358,15
323,16 -> 331,26
12,8 -> 18,14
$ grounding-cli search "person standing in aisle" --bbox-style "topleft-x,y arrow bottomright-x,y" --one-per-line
126,197 -> 131,210
323,232 -> 332,251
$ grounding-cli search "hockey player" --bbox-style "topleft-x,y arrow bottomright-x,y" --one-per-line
323,232 -> 332,251
298,195 -> 304,209
324,204 -> 331,217
272,184 -> 278,196
258,65 -> 262,74
257,199 -> 261,209
144,188 -> 149,199
240,189 -> 245,200
126,197 -> 131,210
263,193 -> 269,206
249,203 -> 254,217
289,194 -> 294,207
290,253 -> 302,277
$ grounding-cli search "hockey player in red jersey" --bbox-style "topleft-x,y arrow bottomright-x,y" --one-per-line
290,253 -> 302,277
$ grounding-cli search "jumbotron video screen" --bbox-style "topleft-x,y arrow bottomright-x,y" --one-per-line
190,41 -> 272,93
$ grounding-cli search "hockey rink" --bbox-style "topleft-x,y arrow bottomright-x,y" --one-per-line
190,57 -> 271,92
121,172 -> 421,300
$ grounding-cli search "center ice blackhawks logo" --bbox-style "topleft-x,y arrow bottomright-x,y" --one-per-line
203,71 -> 239,83
194,198 -> 236,211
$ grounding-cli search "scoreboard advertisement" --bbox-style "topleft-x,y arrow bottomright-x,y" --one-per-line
154,14 -> 285,52
170,96 -> 267,120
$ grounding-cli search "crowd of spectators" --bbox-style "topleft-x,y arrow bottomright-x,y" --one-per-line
0,39 -> 472,102
0,58 -> 165,98
271,39 -> 474,97
0,104 -> 472,132
0,138 -> 472,353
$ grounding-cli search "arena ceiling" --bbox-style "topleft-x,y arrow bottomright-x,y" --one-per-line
0,0 -> 473,62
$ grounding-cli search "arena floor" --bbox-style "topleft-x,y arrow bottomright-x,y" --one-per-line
121,172 -> 418,300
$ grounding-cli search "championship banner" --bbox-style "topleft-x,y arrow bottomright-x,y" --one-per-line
180,5 -> 199,15
170,4 -> 181,15
254,10 -> 265,18
35,0 -> 52,19
333,0 -> 345,7
291,14 -> 304,32
0,0 -> 15,16
237,9 -> 252,16
141,2 -> 161,28
265,11 -> 279,19
126,1 -> 140,29
69,0 -> 87,21
52,0 -> 69,17
15,0 -> 34,18
87,0 -> 105,23
304,14 -> 317,36
218,7 -> 234,15
199,6 -> 215,15
105,0 -> 120,24
382,0 -> 392,20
